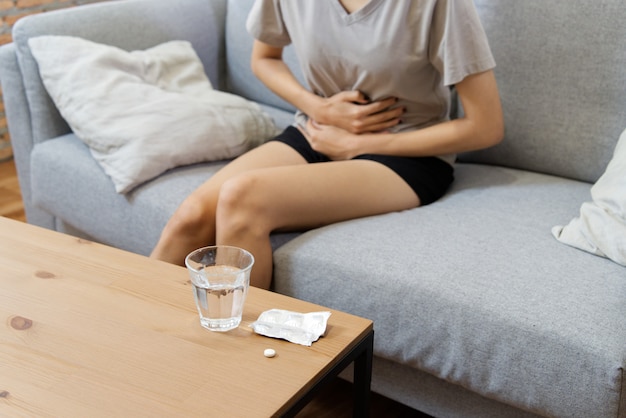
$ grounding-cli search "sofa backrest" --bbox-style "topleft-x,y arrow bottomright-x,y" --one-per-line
225,0 -> 302,114
12,0 -> 227,144
459,0 -> 626,183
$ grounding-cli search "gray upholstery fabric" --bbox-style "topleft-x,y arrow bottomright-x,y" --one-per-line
0,44 -> 54,228
257,104 -> 297,131
30,134 -> 218,255
11,0 -> 227,144
225,0 -> 302,113
340,359 -> 543,418
274,164 -> 626,418
459,0 -> 626,184
30,130 -> 298,256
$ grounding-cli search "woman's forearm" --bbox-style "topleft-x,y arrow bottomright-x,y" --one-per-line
250,42 -> 322,118
357,116 -> 501,157
357,70 -> 504,157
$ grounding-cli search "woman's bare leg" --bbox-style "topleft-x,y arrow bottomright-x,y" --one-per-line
149,141 -> 307,265
214,159 -> 420,289
151,140 -> 420,290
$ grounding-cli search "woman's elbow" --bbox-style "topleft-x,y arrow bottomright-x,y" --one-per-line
475,103 -> 505,149
464,114 -> 504,150
486,115 -> 505,147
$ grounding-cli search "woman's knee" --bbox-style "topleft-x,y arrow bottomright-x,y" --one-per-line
216,174 -> 270,236
165,193 -> 215,237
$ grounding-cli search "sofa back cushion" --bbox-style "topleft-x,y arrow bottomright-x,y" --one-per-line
459,0 -> 626,184
225,0 -> 302,114
12,0 -> 227,144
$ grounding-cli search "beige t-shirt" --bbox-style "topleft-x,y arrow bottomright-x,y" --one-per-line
246,0 -> 496,164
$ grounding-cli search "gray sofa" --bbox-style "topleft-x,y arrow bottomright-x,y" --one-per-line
1,0 -> 624,417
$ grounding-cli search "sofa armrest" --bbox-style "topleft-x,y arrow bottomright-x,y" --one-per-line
0,43 -> 55,228
0,43 -> 30,169
10,0 -> 227,146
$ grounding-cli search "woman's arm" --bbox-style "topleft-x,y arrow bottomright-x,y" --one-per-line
303,70 -> 505,160
250,40 -> 403,134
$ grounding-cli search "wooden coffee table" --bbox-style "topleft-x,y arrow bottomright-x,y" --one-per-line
0,217 -> 373,417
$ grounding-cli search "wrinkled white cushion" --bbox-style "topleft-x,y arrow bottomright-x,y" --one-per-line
552,128 -> 626,266
29,36 -> 279,193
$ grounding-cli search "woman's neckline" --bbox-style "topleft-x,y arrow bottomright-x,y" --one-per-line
332,0 -> 383,24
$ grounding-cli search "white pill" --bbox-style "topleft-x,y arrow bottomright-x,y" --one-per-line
263,348 -> 276,358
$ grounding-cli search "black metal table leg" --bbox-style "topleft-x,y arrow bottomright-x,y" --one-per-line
352,330 -> 374,418
281,329 -> 374,417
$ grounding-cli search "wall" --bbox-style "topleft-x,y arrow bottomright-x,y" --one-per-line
0,0 -> 108,160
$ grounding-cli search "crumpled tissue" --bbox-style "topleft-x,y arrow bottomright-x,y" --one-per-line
250,309 -> 331,346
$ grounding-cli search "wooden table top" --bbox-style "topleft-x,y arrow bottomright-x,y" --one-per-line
0,217 -> 373,417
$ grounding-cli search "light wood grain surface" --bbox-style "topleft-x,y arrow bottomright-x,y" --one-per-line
0,217 -> 373,417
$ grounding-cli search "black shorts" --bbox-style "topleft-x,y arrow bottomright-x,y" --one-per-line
269,126 -> 454,206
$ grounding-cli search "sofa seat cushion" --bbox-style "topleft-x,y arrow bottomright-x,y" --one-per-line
30,132 -> 299,255
273,163 -> 626,418
30,134 -> 222,254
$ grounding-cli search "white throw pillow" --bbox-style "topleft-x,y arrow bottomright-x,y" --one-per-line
29,36 -> 280,193
552,128 -> 626,266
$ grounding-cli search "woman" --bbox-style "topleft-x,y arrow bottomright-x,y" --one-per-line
150,0 -> 504,289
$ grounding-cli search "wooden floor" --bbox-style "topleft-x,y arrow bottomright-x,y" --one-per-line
0,156 -> 26,222
0,156 -> 430,417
